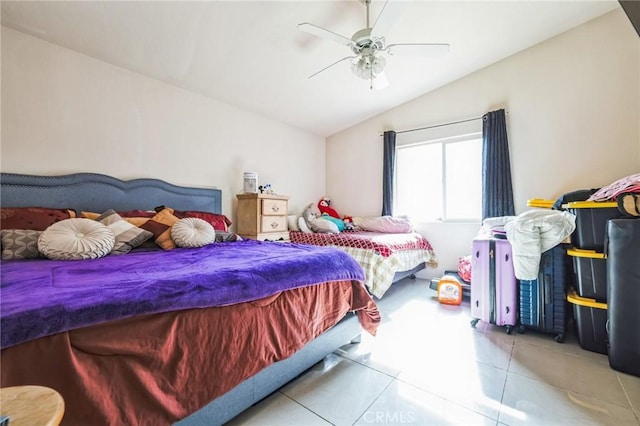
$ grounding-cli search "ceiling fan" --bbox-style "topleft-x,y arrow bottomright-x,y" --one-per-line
298,0 -> 449,89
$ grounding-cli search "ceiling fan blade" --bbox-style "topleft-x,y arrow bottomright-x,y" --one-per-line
370,0 -> 408,39
373,72 -> 390,90
386,43 -> 450,57
308,56 -> 356,79
298,23 -> 354,47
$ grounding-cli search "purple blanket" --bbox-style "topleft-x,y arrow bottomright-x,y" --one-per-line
0,240 -> 365,349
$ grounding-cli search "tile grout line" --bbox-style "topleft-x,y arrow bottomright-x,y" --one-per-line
279,391 -> 337,426
350,376 -> 395,426
334,347 -> 400,380
615,372 -> 638,414
496,337 -> 516,425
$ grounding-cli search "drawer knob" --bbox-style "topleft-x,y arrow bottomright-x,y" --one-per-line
271,205 -> 280,212
270,221 -> 278,229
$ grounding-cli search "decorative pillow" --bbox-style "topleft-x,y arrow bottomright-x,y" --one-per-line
359,216 -> 413,233
38,218 -> 115,260
1,207 -> 76,231
94,209 -> 154,254
120,217 -> 150,227
82,210 -> 155,220
139,208 -> 180,250
82,211 -> 152,227
171,218 -> 216,248
155,206 -> 232,232
1,229 -> 43,260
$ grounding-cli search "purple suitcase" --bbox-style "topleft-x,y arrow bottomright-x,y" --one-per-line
470,238 -> 518,334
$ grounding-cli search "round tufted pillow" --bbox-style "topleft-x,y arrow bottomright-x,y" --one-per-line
171,217 -> 216,248
38,218 -> 115,260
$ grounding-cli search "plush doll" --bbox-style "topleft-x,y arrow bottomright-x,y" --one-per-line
342,216 -> 355,230
299,203 -> 339,234
318,197 -> 340,219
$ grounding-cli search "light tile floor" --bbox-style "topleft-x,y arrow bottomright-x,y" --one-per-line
228,278 -> 640,426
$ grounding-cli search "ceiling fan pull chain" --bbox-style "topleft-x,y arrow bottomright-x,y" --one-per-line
369,66 -> 374,90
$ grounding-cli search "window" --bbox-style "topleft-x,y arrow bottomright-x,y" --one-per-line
395,133 -> 482,222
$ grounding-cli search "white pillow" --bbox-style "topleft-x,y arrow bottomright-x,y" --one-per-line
38,218 -> 115,260
287,214 -> 300,231
298,217 -> 313,233
171,217 -> 216,248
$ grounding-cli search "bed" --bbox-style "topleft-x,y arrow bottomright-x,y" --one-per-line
0,172 -> 381,426
289,229 -> 438,298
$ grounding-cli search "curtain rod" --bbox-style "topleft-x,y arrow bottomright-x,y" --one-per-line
379,111 -> 508,137
379,116 -> 481,137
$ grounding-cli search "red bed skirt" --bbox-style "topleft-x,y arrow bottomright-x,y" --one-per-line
1,280 -> 379,425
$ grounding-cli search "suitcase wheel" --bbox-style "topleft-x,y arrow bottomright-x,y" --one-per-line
470,318 -> 479,328
505,325 -> 513,335
555,333 -> 565,343
517,325 -> 526,334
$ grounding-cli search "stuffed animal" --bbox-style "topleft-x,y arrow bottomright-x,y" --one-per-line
299,203 -> 339,234
318,197 -> 340,218
342,216 -> 355,230
322,214 -> 345,231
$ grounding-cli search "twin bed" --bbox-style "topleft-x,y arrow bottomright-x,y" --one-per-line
290,230 -> 437,298
0,172 -> 435,425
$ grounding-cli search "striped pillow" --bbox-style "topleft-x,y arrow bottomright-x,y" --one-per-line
95,209 -> 154,254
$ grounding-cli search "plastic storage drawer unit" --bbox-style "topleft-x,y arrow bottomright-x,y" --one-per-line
564,201 -> 622,251
567,289 -> 608,354
567,248 -> 607,301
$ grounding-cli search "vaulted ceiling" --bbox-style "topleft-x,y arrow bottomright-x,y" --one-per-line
1,1 -> 620,137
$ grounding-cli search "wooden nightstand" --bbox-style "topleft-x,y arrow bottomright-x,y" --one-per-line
236,193 -> 290,241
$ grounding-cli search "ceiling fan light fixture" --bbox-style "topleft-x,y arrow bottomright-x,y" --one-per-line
351,53 -> 386,80
372,54 -> 386,75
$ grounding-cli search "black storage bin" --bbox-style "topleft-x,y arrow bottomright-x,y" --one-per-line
567,289 -> 608,354
565,202 -> 622,251
567,247 -> 607,301
606,218 -> 640,377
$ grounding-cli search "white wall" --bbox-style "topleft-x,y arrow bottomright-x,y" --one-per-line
0,27 -> 326,224
326,9 -> 640,278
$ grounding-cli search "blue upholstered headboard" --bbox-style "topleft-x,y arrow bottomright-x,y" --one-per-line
0,172 -> 222,214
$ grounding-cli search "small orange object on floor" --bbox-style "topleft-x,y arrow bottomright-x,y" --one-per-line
437,275 -> 463,305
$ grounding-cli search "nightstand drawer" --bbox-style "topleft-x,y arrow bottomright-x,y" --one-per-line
262,199 -> 287,216
236,192 -> 289,241
261,215 -> 287,233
